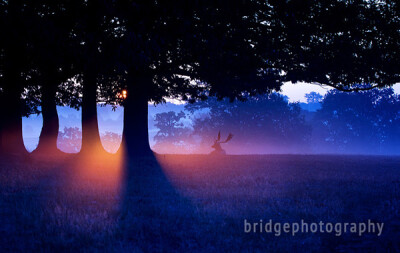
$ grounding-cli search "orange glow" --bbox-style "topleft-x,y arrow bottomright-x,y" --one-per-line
60,144 -> 126,207
119,89 -> 127,99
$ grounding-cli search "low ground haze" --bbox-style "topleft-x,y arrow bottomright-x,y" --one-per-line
1,154 -> 399,251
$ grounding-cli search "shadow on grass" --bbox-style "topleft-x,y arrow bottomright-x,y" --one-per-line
117,153 -> 201,251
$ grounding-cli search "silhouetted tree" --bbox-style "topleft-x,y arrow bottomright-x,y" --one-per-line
153,111 -> 193,153
153,94 -> 310,153
71,0 -> 119,154
313,87 -> 400,154
305,92 -> 323,104
0,0 -> 34,154
101,131 -> 122,153
57,127 -> 82,153
0,1 -> 77,155
28,1 -> 78,154
111,0 -> 284,157
187,94 -> 311,153
154,111 -> 187,141
114,0 -> 400,157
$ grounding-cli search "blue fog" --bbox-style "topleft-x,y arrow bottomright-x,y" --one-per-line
22,103 -> 185,152
22,84 -> 400,154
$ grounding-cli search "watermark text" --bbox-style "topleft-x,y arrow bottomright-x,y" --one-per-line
244,219 -> 384,236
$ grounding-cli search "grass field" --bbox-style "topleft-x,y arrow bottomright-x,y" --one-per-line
1,154 -> 400,252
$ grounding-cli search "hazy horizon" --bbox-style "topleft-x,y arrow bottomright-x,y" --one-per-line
22,83 -> 400,155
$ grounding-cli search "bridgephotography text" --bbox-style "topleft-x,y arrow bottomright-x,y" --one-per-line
244,219 -> 384,237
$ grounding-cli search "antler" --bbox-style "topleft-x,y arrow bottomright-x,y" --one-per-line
220,133 -> 233,143
217,131 -> 221,141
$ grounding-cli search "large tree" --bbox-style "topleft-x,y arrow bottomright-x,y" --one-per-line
0,0 -> 35,155
67,0 -> 119,154
113,0 -> 400,158
111,0 -> 283,157
28,1 -> 78,155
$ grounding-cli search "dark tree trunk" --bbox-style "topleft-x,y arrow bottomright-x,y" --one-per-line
0,92 -> 4,156
120,76 -> 152,158
1,2 -> 26,155
35,83 -> 60,154
1,85 -> 26,155
80,72 -> 103,154
1,48 -> 25,154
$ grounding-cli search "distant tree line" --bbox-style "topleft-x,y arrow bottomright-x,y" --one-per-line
57,127 -> 121,153
313,88 -> 400,154
153,88 -> 400,155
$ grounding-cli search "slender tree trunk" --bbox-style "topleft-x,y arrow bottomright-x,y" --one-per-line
0,92 -> 4,156
80,72 -> 103,154
35,83 -> 60,154
120,76 -> 152,158
2,49 -> 25,154
1,85 -> 26,154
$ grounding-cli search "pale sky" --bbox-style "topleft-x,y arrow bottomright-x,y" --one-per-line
280,82 -> 400,103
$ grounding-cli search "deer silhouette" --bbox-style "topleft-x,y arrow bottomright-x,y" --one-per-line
210,131 -> 233,155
